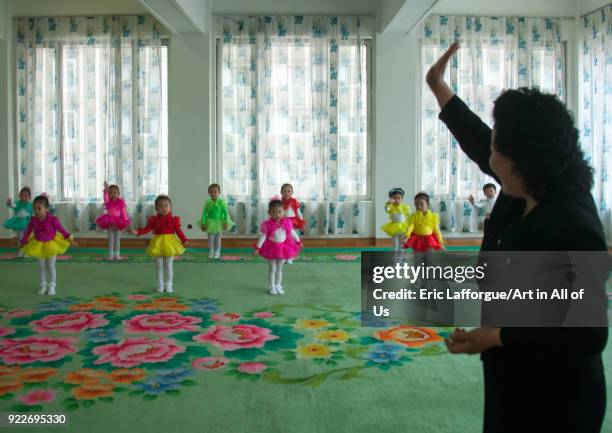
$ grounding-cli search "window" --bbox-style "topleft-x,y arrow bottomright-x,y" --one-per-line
217,36 -> 371,202
15,16 -> 167,203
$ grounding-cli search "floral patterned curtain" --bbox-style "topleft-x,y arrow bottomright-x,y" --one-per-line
219,16 -> 371,235
15,16 -> 167,232
419,15 -> 565,232
579,6 -> 612,242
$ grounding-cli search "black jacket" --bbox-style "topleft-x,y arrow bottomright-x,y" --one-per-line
438,95 -> 608,365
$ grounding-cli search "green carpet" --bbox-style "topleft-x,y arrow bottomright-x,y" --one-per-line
0,251 -> 609,433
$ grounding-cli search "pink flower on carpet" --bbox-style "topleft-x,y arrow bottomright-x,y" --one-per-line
56,255 -> 73,261
31,312 -> 109,334
5,309 -> 32,318
17,389 -> 57,405
92,337 -> 185,368
237,362 -> 268,375
123,312 -> 201,334
192,357 -> 229,371
220,255 -> 242,261
127,295 -> 149,301
194,324 -> 278,351
0,336 -> 77,365
335,254 -> 358,261
253,311 -> 274,318
211,313 -> 241,322
0,327 -> 16,337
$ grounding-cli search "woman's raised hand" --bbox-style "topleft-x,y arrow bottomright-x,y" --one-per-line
425,41 -> 459,109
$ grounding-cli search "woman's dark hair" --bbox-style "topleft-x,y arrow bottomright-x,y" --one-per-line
19,186 -> 32,198
414,192 -> 430,205
108,184 -> 120,194
155,195 -> 171,207
483,183 -> 496,192
33,195 -> 49,208
493,88 -> 593,201
208,183 -> 221,193
268,199 -> 283,212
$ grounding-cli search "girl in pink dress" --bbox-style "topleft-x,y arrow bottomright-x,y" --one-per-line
96,182 -> 131,260
254,197 -> 302,295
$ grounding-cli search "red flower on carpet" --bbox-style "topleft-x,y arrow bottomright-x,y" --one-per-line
123,312 -> 201,334
193,324 -> 278,351
237,362 -> 268,374
211,312 -> 241,322
31,312 -> 109,333
17,389 -> 57,405
192,357 -> 229,371
0,327 -> 16,337
92,337 -> 186,368
253,311 -> 274,318
0,336 -> 77,365
5,309 -> 32,318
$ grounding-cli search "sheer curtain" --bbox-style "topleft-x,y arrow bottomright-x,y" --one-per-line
15,16 -> 167,232
219,16 -> 371,235
579,5 -> 612,242
418,15 -> 566,232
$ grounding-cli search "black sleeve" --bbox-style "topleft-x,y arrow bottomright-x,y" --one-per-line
500,197 -> 609,358
500,327 -> 608,358
438,95 -> 499,183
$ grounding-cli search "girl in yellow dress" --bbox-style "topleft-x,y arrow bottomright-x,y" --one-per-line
21,195 -> 78,295
131,195 -> 189,293
381,188 -> 411,251
403,192 -> 444,264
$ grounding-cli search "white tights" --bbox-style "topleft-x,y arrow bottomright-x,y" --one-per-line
107,229 -> 121,255
38,256 -> 57,288
155,256 -> 175,290
268,259 -> 286,288
392,235 -> 404,251
208,233 -> 222,254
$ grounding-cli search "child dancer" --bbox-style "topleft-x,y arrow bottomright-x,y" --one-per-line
381,187 -> 411,251
280,183 -> 305,264
254,197 -> 302,295
468,183 -> 497,231
200,183 -> 234,259
21,194 -> 78,295
132,195 -> 189,293
96,181 -> 131,260
4,186 -> 33,258
403,192 -> 444,266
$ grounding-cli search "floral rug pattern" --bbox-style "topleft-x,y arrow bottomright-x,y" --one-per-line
0,294 -> 451,412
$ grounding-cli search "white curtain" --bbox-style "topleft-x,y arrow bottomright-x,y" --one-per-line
418,15 -> 566,232
579,5 -> 612,242
15,16 -> 167,232
219,16 -> 372,235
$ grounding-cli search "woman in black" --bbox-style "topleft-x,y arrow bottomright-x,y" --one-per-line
428,42 -> 608,433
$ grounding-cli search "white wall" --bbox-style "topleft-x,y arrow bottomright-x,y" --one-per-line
579,0 -> 610,15
432,0 -> 579,17
374,31 -> 420,238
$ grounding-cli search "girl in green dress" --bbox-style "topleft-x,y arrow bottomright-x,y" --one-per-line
200,184 -> 235,259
